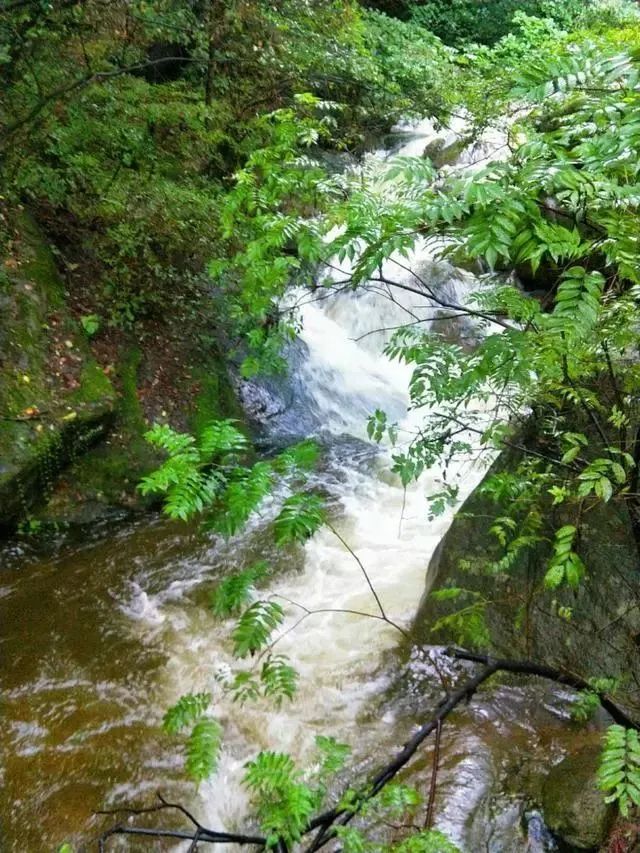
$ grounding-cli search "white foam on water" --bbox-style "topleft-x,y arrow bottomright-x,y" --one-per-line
123,120 -> 501,838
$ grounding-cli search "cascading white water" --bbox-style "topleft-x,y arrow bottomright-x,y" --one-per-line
0,119 -> 589,853
122,122 -> 499,839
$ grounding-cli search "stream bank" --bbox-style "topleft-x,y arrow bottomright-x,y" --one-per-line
0,208 -> 244,531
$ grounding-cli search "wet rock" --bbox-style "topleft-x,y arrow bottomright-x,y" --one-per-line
414,423 -> 640,700
541,745 -> 615,850
424,135 -> 469,169
524,810 -> 558,852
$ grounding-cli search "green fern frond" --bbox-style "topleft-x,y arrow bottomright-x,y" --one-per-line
373,782 -> 422,817
334,826 -> 367,853
162,469 -> 223,521
215,462 -> 274,537
260,654 -> 298,703
185,718 -> 223,784
225,670 -> 262,705
392,830 -> 461,853
163,692 -> 211,734
548,267 -> 605,336
144,423 -> 199,458
210,562 -> 270,617
274,493 -> 325,545
244,750 -> 299,793
273,439 -> 321,474
243,751 -> 315,847
232,601 -> 285,658
598,724 -> 640,816
199,420 -> 248,456
315,735 -> 351,776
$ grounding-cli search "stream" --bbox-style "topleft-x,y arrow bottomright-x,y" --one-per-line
0,123 -> 601,852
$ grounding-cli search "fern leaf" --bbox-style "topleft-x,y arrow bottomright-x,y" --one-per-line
243,751 -> 315,847
215,462 -> 274,537
185,718 -> 223,784
199,420 -> 248,456
163,692 -> 211,734
315,735 -> 351,776
232,601 -> 285,658
144,423 -> 199,458
599,725 -> 640,816
274,493 -> 325,545
273,439 -> 321,474
260,654 -> 298,703
210,562 -> 270,617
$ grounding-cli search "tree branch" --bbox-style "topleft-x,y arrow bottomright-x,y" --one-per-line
100,648 -> 638,851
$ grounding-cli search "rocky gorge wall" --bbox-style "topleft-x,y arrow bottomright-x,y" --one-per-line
415,441 -> 640,691
0,210 -> 244,531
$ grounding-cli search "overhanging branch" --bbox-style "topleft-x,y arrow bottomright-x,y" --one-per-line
99,647 -> 638,850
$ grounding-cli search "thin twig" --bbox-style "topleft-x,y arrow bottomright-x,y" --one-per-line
424,719 -> 442,830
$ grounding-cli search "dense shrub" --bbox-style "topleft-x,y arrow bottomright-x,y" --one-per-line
408,0 -> 591,44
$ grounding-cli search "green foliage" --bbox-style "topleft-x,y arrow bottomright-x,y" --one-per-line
163,692 -> 211,735
163,692 -> 221,785
185,719 -> 223,784
273,494 -> 326,545
214,462 -> 275,537
598,725 -> 640,816
139,420 -> 247,520
260,654 -> 299,704
367,408 -> 398,444
335,793 -> 459,852
140,423 -> 323,537
80,314 -> 101,337
273,440 -> 322,474
0,0 -> 453,335
373,782 -> 422,816
243,751 -> 316,847
232,601 -> 286,658
392,830 -> 461,853
359,9 -> 451,124
544,525 -> 586,590
431,602 -> 490,649
282,32 -> 640,655
572,678 -> 618,721
210,562 -> 271,617
315,735 -> 351,776
44,0 -> 640,843
216,655 -> 298,705
408,0 -> 595,45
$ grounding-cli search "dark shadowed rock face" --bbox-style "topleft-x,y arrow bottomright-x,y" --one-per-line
413,431 -> 640,850
414,444 -> 640,698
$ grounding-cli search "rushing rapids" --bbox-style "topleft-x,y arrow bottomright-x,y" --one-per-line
1,122 -> 576,852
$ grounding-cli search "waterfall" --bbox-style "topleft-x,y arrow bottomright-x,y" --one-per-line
121,121 -> 499,839
0,120 -> 566,853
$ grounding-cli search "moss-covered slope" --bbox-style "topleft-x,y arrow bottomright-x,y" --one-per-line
0,211 -> 116,528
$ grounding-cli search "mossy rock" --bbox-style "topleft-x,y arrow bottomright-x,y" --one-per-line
414,425 -> 640,699
37,332 -> 246,524
0,210 -> 115,528
424,135 -> 469,169
541,744 -> 615,850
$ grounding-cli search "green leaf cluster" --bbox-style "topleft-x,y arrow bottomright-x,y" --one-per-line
162,692 -> 222,785
598,724 -> 640,816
